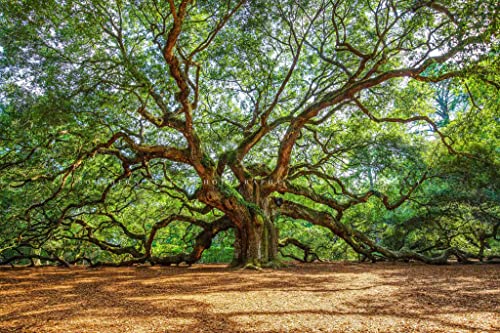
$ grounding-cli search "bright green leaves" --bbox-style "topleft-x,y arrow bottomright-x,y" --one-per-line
0,0 -> 498,265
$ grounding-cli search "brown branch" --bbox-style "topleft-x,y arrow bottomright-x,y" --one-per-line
279,200 -> 474,264
268,30 -> 488,183
279,237 -> 322,263
149,216 -> 233,266
352,98 -> 475,159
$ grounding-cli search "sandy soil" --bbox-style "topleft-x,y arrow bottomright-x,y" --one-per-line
0,262 -> 498,333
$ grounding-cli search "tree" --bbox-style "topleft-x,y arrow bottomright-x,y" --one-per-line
0,0 -> 498,268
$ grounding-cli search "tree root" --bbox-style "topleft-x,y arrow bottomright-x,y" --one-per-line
240,263 -> 263,271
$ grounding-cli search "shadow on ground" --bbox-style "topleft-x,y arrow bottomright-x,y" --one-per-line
0,263 -> 498,332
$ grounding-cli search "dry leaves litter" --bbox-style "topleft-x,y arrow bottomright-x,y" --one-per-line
0,262 -> 498,333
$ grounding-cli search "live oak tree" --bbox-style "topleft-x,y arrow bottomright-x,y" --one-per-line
0,0 -> 498,268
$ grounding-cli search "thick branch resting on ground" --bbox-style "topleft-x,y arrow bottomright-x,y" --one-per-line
279,237 -> 322,263
0,254 -> 70,268
279,201 -> 494,265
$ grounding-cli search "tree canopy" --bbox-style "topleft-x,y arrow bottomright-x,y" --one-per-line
0,0 -> 498,268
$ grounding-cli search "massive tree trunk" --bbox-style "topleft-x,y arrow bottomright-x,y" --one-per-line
228,181 -> 280,268
231,214 -> 279,268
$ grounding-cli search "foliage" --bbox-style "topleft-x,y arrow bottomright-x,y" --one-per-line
0,0 -> 498,267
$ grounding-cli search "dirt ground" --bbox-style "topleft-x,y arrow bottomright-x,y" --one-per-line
0,262 -> 498,333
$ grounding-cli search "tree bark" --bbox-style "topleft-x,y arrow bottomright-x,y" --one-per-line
231,216 -> 279,267
230,194 -> 280,268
